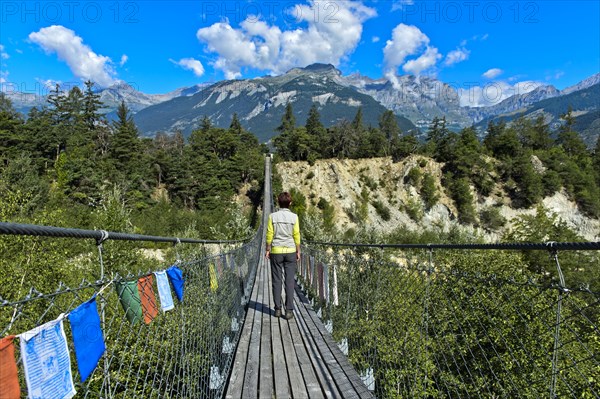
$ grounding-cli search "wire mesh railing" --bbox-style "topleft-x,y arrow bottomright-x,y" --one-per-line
299,242 -> 600,398
0,228 -> 261,398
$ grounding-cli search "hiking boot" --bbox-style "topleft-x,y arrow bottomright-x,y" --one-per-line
284,310 -> 294,320
274,309 -> 282,318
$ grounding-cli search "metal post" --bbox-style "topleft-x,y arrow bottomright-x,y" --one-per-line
416,246 -> 433,395
96,230 -> 110,397
549,242 -> 567,399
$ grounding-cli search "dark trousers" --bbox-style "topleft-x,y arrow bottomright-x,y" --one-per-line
270,253 -> 296,311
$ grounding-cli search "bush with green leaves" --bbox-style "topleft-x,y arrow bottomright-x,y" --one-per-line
371,199 -> 391,221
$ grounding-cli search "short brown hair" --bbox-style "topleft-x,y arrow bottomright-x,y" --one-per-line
278,192 -> 292,208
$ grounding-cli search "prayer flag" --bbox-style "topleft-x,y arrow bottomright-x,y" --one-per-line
154,271 -> 175,312
167,266 -> 184,302
333,264 -> 339,306
20,316 -> 76,399
209,263 -> 219,292
318,262 -> 324,301
138,275 -> 159,324
323,264 -> 330,305
116,281 -> 143,324
68,296 -> 106,382
0,335 -> 20,399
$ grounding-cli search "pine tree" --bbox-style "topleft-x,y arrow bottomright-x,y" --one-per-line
111,101 -> 141,175
200,115 -> 212,133
83,80 -> 104,131
352,107 -> 365,132
423,116 -> 449,157
229,113 -> 243,135
558,110 -> 587,158
305,104 -> 326,160
379,110 -> 400,141
0,94 -> 24,163
277,103 -> 296,134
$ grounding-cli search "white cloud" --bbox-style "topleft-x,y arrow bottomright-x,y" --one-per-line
391,0 -> 414,11
36,78 -> 63,90
171,57 -> 205,77
196,0 -> 376,79
372,36 -> 380,43
483,68 -> 503,79
444,47 -> 470,66
0,45 -> 9,84
403,46 -> 441,75
120,54 -> 128,66
383,23 -> 439,83
459,80 -> 543,107
29,25 -> 116,87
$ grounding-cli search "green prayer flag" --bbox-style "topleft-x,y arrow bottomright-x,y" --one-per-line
116,281 -> 143,324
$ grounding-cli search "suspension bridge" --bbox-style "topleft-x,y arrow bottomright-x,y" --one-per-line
0,156 -> 599,398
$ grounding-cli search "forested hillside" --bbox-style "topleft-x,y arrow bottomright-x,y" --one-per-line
272,103 -> 600,231
0,83 -> 266,240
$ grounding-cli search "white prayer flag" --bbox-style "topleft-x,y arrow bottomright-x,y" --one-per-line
20,315 -> 76,399
154,270 -> 175,311
332,264 -> 339,306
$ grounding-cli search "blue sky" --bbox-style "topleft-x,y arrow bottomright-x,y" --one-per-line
1,0 -> 599,106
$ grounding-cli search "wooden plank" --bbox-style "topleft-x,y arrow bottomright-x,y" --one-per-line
226,257 -> 262,398
259,255 -> 274,399
291,294 -> 340,399
270,264 -> 291,398
287,309 -> 325,399
296,289 -> 374,399
279,306 -> 309,398
294,295 -> 354,396
242,258 -> 265,398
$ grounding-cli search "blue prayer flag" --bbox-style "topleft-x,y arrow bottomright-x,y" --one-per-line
154,271 -> 175,311
20,316 -> 76,399
68,296 -> 106,382
167,265 -> 184,302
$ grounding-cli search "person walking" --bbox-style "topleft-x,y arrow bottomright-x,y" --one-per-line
265,192 -> 301,320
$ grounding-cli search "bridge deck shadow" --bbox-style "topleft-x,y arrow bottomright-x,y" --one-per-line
225,254 -> 373,398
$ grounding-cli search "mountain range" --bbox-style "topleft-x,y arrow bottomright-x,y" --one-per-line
5,65 -> 599,145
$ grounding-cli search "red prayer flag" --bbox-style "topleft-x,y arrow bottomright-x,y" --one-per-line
138,275 -> 159,324
0,335 -> 20,399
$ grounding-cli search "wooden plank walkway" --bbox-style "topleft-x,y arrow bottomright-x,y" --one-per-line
225,254 -> 373,399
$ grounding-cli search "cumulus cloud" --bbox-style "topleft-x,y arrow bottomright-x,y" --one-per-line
459,80 -> 543,107
29,25 -> 116,87
171,57 -> 205,77
403,46 -> 441,75
0,45 -> 9,84
372,36 -> 380,43
483,68 -> 503,79
383,23 -> 439,84
444,47 -> 470,66
120,54 -> 128,66
196,0 -> 376,79
391,0 -> 414,11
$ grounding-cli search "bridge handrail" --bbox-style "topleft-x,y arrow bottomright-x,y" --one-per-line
306,240 -> 600,251
0,221 -> 251,244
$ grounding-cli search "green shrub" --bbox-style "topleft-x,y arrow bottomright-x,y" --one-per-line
405,167 -> 422,187
421,173 -> 439,209
371,200 -> 391,221
403,197 -> 423,222
360,174 -> 378,190
480,207 -> 506,231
